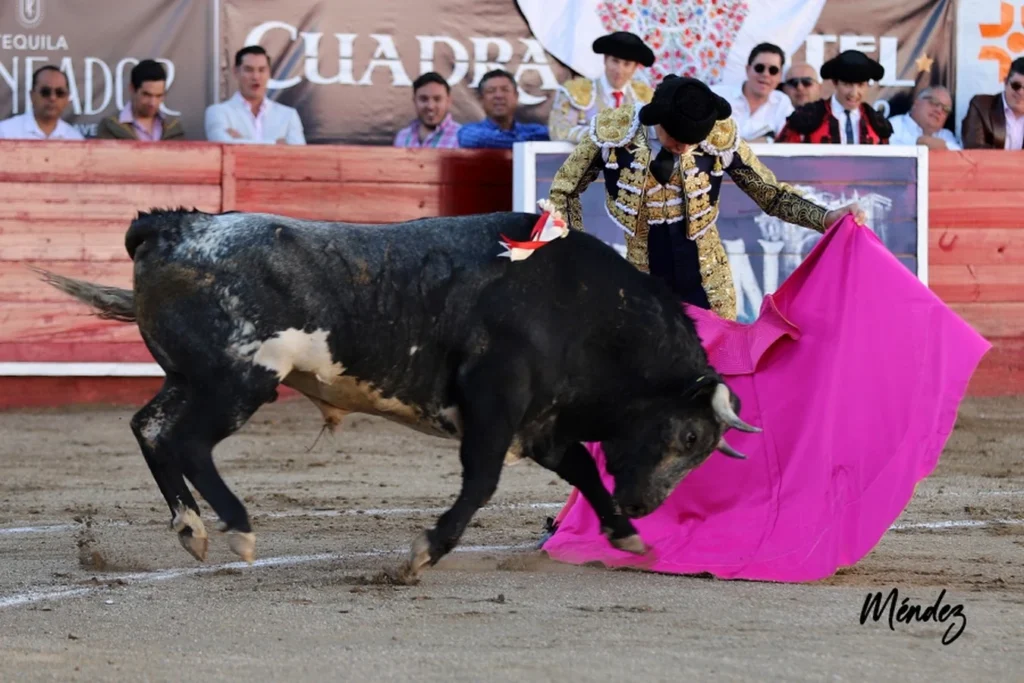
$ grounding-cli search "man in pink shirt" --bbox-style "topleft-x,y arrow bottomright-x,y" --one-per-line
97,60 -> 184,141
393,72 -> 461,148
962,56 -> 1024,150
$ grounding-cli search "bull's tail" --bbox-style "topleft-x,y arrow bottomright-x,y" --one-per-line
31,266 -> 137,323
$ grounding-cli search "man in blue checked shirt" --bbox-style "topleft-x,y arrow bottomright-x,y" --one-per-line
457,69 -> 550,149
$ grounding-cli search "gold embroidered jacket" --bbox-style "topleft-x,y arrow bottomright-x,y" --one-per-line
547,103 -> 830,320
547,76 -> 654,143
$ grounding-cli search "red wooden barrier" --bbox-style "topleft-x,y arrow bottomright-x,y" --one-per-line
926,150 -> 1024,397
0,140 -> 1019,407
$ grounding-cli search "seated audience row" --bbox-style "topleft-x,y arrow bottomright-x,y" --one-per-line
2,44 -> 1020,152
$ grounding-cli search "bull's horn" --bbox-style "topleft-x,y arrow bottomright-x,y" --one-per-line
711,383 -> 762,433
717,438 -> 747,460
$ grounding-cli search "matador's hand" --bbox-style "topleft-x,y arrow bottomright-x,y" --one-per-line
824,201 -> 866,230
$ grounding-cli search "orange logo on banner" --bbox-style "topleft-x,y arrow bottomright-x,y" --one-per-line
978,2 -> 1024,81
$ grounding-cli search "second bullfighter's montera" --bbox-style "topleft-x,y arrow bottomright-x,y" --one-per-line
37,206 -> 760,583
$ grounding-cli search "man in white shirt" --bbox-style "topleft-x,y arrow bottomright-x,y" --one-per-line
713,42 -> 793,142
888,86 -> 961,150
204,45 -> 305,145
0,65 -> 84,140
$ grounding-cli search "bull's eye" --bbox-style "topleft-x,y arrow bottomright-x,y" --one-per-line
685,431 -> 697,448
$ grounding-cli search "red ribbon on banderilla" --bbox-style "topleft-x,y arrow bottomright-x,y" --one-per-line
498,199 -> 570,261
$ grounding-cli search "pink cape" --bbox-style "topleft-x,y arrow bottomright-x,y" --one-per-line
541,216 -> 991,582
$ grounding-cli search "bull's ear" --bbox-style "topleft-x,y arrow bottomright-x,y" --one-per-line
710,382 -> 761,433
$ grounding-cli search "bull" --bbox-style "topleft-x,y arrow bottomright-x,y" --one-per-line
37,206 -> 760,583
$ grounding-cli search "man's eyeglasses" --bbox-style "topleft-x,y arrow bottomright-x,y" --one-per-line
922,96 -> 952,114
784,77 -> 815,88
36,86 -> 68,99
1009,80 -> 1023,92
752,63 -> 780,76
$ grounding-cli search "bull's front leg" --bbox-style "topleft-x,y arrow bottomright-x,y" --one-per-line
396,350 -> 530,585
547,442 -> 647,555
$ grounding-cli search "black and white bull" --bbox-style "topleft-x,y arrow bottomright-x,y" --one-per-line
37,207 -> 760,583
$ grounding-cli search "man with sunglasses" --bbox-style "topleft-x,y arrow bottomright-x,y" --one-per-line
776,50 -> 892,145
713,42 -> 793,142
0,65 -> 83,140
888,86 -> 960,151
781,63 -> 821,109
962,56 -> 1024,150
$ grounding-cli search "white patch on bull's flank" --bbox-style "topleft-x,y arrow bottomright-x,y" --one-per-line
253,328 -> 344,382
409,345 -> 419,356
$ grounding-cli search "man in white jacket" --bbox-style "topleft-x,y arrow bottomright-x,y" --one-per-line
204,45 -> 306,145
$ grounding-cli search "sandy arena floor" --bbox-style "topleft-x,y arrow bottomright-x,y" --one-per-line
0,394 -> 1022,681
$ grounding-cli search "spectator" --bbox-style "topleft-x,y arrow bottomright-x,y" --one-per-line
713,42 -> 793,142
97,60 -> 184,141
457,70 -> 549,149
781,63 -> 821,108
548,31 -> 655,143
776,50 -> 892,145
204,45 -> 305,145
0,65 -> 83,140
888,86 -> 960,150
961,56 -> 1024,150
393,72 -> 461,148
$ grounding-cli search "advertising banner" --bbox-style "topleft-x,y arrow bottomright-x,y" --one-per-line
0,0 -> 214,139
514,142 -> 927,323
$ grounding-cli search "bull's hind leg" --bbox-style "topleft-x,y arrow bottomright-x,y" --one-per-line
542,442 -> 646,555
131,377 -> 209,561
398,349 -> 531,584
168,372 -> 280,563
133,369 -> 279,563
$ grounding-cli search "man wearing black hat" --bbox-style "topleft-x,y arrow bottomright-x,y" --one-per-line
546,75 -> 864,321
776,49 -> 893,144
548,31 -> 655,143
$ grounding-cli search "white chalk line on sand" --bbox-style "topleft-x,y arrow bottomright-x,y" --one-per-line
0,542 -> 536,610
891,518 -> 1024,531
4,519 -> 1024,611
0,502 -> 566,538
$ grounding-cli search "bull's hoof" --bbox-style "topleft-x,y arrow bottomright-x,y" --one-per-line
393,530 -> 432,586
227,530 -> 256,564
610,533 -> 647,556
171,505 -> 209,562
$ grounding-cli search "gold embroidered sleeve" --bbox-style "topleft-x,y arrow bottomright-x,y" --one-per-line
547,89 -> 589,143
546,136 -> 603,232
726,139 -> 829,233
